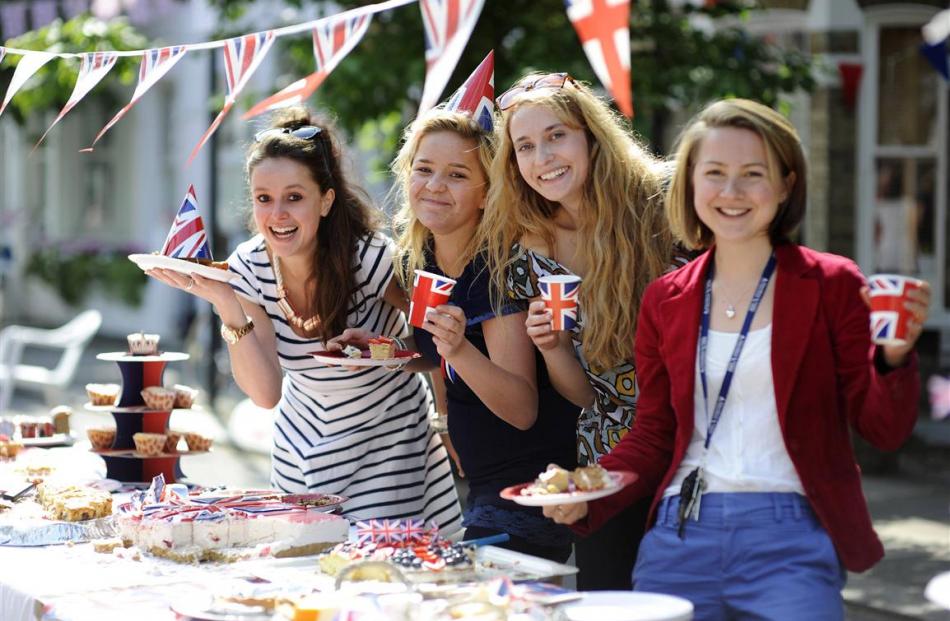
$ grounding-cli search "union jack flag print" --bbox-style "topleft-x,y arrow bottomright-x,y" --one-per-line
409,271 -> 456,328
445,50 -> 494,132
870,311 -> 901,344
244,13 -> 371,119
189,31 -> 275,164
539,277 -> 580,331
90,46 -> 188,148
418,0 -> 485,112
34,52 -> 118,151
161,185 -> 212,260
566,0 -> 633,117
355,519 -> 405,545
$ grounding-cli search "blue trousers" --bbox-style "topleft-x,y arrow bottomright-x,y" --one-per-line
633,493 -> 846,621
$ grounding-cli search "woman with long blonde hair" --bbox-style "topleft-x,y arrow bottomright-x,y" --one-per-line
481,73 -> 680,588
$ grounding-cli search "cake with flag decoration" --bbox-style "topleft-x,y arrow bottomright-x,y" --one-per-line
159,185 -> 228,270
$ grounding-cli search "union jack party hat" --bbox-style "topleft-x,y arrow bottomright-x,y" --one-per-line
160,185 -> 212,259
444,51 -> 495,132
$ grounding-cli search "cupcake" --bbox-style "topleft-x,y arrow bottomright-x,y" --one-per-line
133,432 -> 167,456
184,432 -> 213,452
87,427 -> 116,450
127,332 -> 160,356
141,387 -> 177,411
173,384 -> 199,409
164,431 -> 182,453
86,383 -> 120,407
50,406 -> 72,435
367,336 -> 396,360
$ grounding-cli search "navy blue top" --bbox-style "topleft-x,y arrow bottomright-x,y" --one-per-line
413,251 -> 579,545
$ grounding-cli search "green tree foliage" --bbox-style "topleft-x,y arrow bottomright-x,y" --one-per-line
209,0 -> 814,151
0,13 -> 148,125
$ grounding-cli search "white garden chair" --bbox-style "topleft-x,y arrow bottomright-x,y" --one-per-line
0,309 -> 102,413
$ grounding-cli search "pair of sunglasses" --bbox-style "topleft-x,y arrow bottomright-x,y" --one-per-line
254,125 -> 323,143
495,73 -> 576,111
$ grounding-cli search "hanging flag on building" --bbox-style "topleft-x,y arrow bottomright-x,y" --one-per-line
418,0 -> 485,113
444,50 -> 494,132
566,0 -> 633,117
0,51 -> 57,118
33,51 -> 118,151
87,45 -> 188,149
244,13 -> 371,119
161,185 -> 212,259
188,31 -> 275,165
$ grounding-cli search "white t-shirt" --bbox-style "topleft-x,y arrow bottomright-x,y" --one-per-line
664,325 -> 805,497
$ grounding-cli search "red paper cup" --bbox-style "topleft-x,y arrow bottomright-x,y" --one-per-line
539,275 -> 581,331
868,273 -> 922,345
408,270 -> 457,329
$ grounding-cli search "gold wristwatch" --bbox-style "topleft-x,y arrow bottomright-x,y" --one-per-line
220,317 -> 254,344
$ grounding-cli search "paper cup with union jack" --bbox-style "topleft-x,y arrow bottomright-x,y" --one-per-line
409,270 -> 457,329
539,275 -> 581,331
868,273 -> 923,345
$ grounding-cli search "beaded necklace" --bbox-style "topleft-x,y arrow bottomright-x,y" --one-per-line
272,254 -> 320,333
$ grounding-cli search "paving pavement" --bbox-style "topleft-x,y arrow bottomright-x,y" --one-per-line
2,334 -> 948,619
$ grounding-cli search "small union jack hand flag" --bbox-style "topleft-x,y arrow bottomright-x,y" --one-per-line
161,185 -> 212,260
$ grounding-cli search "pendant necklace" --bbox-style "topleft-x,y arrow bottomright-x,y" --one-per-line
718,280 -> 759,319
273,255 -> 321,333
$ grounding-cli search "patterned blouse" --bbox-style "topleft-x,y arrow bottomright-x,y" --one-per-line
506,243 -> 691,465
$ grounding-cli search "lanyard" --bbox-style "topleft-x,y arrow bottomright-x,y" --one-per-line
698,252 -> 777,450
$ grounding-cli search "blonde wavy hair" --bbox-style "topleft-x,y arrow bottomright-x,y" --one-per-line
480,75 -> 672,371
391,109 -> 496,290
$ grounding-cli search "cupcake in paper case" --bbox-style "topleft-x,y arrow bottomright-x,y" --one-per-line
86,383 -> 120,407
133,432 -> 167,456
127,332 -> 160,356
173,384 -> 199,409
184,432 -> 213,452
87,427 -> 116,450
164,431 -> 182,453
141,387 -> 177,411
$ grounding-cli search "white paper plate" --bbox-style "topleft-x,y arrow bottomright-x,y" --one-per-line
129,253 -> 237,282
20,434 -> 76,448
560,591 -> 694,621
500,471 -> 636,507
310,349 -> 420,367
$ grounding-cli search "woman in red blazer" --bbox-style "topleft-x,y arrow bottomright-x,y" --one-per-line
545,99 -> 930,620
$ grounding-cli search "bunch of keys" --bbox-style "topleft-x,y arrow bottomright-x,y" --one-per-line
677,466 -> 706,539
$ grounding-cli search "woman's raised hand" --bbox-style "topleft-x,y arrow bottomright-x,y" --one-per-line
425,304 -> 468,359
146,268 -> 236,309
526,300 -> 560,352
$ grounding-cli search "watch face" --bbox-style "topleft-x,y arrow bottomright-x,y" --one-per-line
220,324 -> 237,344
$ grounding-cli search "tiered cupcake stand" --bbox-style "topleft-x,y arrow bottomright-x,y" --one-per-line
86,351 -> 205,484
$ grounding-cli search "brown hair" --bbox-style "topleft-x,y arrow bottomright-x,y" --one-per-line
666,98 -> 807,250
246,106 -> 378,342
481,74 -> 672,370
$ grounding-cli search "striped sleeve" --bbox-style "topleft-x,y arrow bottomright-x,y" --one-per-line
227,236 -> 267,306
353,232 -> 396,302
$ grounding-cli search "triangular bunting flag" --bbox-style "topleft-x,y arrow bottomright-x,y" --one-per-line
418,0 -> 485,113
161,185 -> 212,259
0,48 -> 6,66
87,45 -> 188,149
188,31 -> 276,165
444,50 -> 494,131
0,51 -> 57,118
34,51 -> 118,151
566,0 -> 633,117
243,13 -> 371,119
920,40 -> 949,82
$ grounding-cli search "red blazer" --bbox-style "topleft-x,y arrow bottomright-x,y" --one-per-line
576,244 -> 919,572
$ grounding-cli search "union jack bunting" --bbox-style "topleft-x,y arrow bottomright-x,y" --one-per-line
444,50 -> 494,132
89,46 -> 188,148
928,375 -> 950,421
161,185 -> 212,259
566,0 -> 633,117
243,13 -> 371,119
188,31 -> 276,165
0,51 -> 56,118
418,0 -> 486,112
33,51 -> 118,151
539,278 -> 580,331
0,48 -> 5,66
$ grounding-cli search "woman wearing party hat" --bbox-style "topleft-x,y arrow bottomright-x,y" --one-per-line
385,53 -> 579,561
546,99 -> 930,618
481,73 -> 683,588
146,108 -> 461,531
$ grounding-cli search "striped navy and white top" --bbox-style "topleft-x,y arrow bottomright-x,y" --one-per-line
228,232 -> 462,531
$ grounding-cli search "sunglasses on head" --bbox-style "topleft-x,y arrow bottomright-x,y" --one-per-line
254,125 -> 323,143
496,73 -> 576,111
